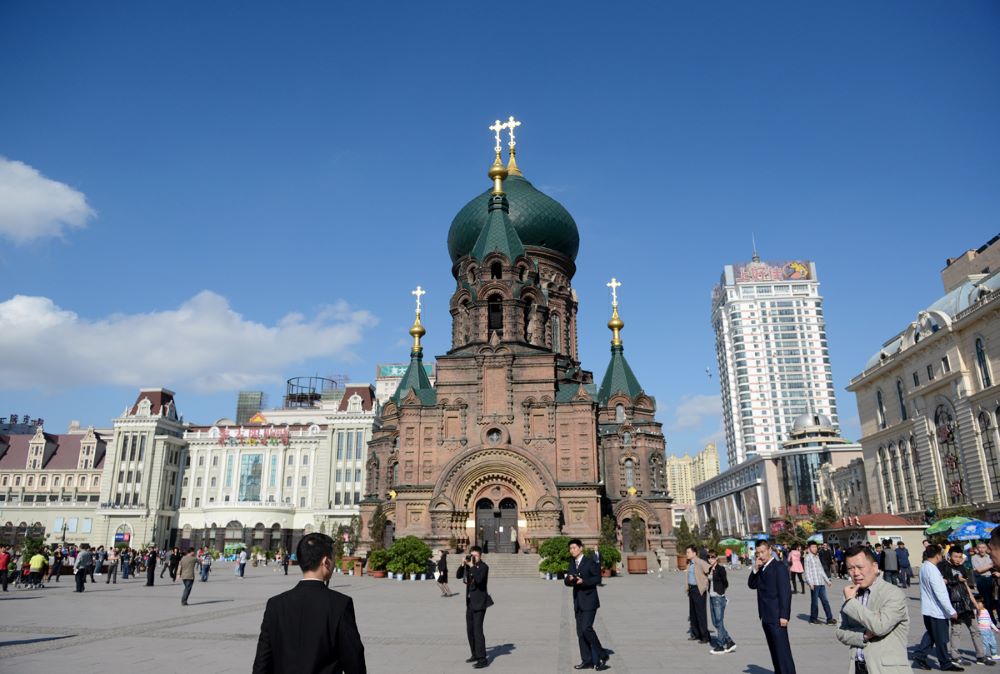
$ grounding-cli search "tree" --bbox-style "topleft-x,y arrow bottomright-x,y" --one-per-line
600,515 -> 618,548
538,536 -> 573,575
628,517 -> 646,553
702,517 -> 721,551
368,504 -> 387,550
813,503 -> 838,531
675,517 -> 694,551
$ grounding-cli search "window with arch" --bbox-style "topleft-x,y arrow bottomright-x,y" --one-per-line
980,411 -> 1000,500
934,405 -> 964,505
80,476 -> 87,488
27,476 -> 34,487
896,380 -> 908,421
878,445 -> 893,511
624,459 -> 635,488
615,404 -> 625,423
40,476 -> 47,487
977,338 -> 992,388
551,314 -> 561,353
487,294 -> 503,335
909,435 -> 922,507
622,431 -> 632,446
389,462 -> 399,487
875,390 -> 887,429
888,443 -> 904,512
1,476 -> 7,487
490,261 -> 502,280
14,476 -> 20,486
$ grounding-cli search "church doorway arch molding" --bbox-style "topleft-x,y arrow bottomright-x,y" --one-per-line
433,446 -> 559,513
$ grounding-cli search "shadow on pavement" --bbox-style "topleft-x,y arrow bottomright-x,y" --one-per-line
188,599 -> 235,606
487,643 -> 516,661
0,635 -> 75,647
742,666 -> 774,674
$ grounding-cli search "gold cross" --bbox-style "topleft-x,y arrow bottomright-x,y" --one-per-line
606,278 -> 622,307
489,119 -> 505,154
505,115 -> 522,149
411,285 -> 426,314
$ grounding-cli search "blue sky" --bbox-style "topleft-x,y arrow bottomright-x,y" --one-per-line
1,2 -> 998,467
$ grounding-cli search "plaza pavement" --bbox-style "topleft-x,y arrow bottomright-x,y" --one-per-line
0,562 -> 979,673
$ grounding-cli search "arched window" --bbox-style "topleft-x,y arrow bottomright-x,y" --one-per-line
615,404 -> 625,423
27,476 -> 34,487
624,459 -> 635,488
551,314 -> 561,353
977,338 -> 993,388
80,476 -> 87,488
490,262 -> 502,280
888,443 -> 904,513
899,438 -> 915,511
40,476 -> 47,487
896,380 -> 908,422
909,436 -> 922,508
487,295 -> 503,336
523,300 -> 534,342
390,462 -> 399,487
66,476 -> 73,488
876,390 -> 887,429
14,476 -> 20,486
623,431 -> 632,446
878,445 -> 893,511
934,405 -> 964,505
980,411 -> 1000,500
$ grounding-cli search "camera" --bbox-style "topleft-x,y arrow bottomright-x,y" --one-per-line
465,555 -> 472,563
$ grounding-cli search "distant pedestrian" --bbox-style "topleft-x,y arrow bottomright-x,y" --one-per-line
748,539 -> 795,674
179,549 -> 197,605
105,547 -> 118,584
939,547 -> 990,666
835,545 -> 909,674
169,547 -> 182,582
896,542 -> 912,588
819,544 -> 834,580
200,550 -> 213,581
0,543 -> 10,592
74,544 -> 93,593
977,597 -> 1000,661
882,540 -> 899,587
437,551 -> 453,597
972,542 -> 997,623
239,548 -> 248,578
804,541 -> 836,625
912,544 -> 961,671
707,550 -> 736,654
282,550 -> 290,576
684,545 -> 712,644
146,548 -> 158,586
788,544 -> 805,594
28,547 -> 47,588
47,547 -> 63,583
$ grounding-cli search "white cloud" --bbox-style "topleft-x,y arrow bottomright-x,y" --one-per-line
670,393 -> 722,431
0,157 -> 95,243
0,291 -> 376,393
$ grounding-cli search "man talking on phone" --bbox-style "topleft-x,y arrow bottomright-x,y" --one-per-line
457,545 -> 492,669
835,545 -> 909,674
566,539 -> 609,671
748,539 -> 796,674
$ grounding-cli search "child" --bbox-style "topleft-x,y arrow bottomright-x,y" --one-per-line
978,597 -> 1000,661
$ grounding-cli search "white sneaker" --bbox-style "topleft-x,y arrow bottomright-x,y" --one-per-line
991,655 -> 1000,661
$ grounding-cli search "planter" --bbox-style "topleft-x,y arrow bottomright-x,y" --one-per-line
410,574 -> 419,581
626,555 -> 648,575
342,556 -> 361,574
370,570 -> 387,578
601,568 -> 613,578
676,554 -> 688,571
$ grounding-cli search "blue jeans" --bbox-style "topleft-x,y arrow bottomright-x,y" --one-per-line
710,595 -> 730,646
983,628 -> 997,657
810,584 -> 833,621
898,566 -> 912,587
200,565 -> 210,581
181,579 -> 193,604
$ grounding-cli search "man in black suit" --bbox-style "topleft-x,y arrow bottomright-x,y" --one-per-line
456,545 -> 491,669
566,539 -> 609,671
748,539 -> 796,674
252,533 -> 366,674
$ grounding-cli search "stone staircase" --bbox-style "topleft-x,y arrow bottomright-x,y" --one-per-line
479,552 -> 542,578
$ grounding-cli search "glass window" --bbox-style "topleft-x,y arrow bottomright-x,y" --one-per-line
981,411 -> 1000,501
346,433 -> 353,456
624,459 -> 635,488
941,356 -> 951,373
238,454 -> 264,501
269,454 -> 278,488
876,390 -> 887,430
335,492 -> 341,505
977,339 -> 993,388
302,454 -> 309,466
356,431 -> 364,458
300,476 -> 307,487
225,455 -> 234,488
82,518 -> 92,534
138,435 -> 145,461
912,372 -> 919,387
355,469 -> 361,483
935,405 -> 964,505
286,476 -> 292,487
926,364 -> 935,381
287,454 -> 294,465
337,432 -> 344,459
211,476 -> 216,487
615,404 -> 625,423
896,380 -> 908,422
336,469 -> 342,482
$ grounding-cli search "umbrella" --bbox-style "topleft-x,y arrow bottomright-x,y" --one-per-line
947,520 -> 996,541
807,533 -> 824,543
924,516 -> 973,537
719,538 -> 742,547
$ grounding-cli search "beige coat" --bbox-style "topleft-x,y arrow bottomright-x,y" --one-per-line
686,557 -> 711,594
835,576 -> 910,674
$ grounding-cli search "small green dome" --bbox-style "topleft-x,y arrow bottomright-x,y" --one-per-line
448,175 -> 579,263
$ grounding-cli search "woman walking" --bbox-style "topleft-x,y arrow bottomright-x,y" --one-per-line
437,551 -> 453,597
788,543 -> 805,594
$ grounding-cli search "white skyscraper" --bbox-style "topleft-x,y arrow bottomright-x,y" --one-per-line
712,256 -> 839,466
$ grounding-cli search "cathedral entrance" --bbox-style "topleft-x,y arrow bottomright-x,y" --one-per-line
475,497 -> 519,554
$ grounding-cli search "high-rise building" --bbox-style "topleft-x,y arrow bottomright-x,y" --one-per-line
712,255 -> 838,465
665,444 -> 720,505
235,391 -> 266,426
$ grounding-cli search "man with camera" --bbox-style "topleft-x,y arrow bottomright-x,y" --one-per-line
939,547 -> 991,666
566,539 -> 609,671
456,545 -> 492,669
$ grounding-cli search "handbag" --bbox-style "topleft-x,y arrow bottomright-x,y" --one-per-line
485,593 -> 495,608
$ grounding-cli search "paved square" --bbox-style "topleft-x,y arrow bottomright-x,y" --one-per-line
0,563 -> 972,673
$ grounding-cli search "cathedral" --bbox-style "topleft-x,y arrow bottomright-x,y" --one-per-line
359,119 -> 674,556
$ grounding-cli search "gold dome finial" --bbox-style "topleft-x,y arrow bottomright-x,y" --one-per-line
606,277 -> 624,346
488,119 -> 509,195
410,285 -> 427,353
505,115 -> 523,176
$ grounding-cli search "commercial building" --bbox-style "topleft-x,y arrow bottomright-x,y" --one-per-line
235,391 -> 267,426
847,235 -> 1000,520
665,444 -> 720,505
816,457 -> 871,518
694,413 -> 861,536
712,255 -> 839,465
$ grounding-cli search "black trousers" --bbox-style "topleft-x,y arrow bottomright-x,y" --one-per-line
762,621 -> 796,674
688,586 -> 710,640
914,615 -> 953,667
1,568 -> 8,591
75,569 -> 86,592
575,608 -> 605,665
146,563 -> 156,586
466,608 -> 487,660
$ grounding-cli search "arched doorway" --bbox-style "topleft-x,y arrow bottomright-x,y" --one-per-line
475,497 -> 520,554
498,497 -> 519,553
622,516 -> 647,553
383,518 -> 395,549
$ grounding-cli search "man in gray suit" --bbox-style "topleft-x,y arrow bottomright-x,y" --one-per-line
835,545 -> 910,674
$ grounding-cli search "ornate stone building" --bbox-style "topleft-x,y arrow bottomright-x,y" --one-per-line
359,124 -> 673,554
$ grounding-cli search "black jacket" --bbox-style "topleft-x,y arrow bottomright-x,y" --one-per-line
437,555 -> 448,584
252,580 -> 366,674
708,563 -> 728,596
748,559 -> 792,624
568,554 -> 601,611
456,560 -> 491,611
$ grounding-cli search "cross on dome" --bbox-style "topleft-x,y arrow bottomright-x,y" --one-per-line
411,285 -> 426,313
505,115 -> 522,148
489,119 -> 505,154
606,277 -> 622,307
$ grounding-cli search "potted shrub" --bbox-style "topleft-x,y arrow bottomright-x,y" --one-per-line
598,544 -> 621,577
387,536 -> 432,582
625,518 -> 647,574
366,549 -> 389,578
537,536 -> 571,580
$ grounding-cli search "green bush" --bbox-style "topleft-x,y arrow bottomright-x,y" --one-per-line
366,548 -> 389,571
386,536 -> 431,577
537,536 -> 572,575
598,544 -> 621,570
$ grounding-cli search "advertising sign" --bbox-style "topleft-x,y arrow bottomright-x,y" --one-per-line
734,260 -> 811,284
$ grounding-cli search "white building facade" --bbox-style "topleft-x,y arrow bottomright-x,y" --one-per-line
712,257 -> 839,465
